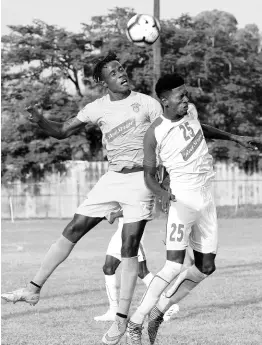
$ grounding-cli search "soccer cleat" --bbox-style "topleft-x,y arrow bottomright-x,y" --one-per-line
102,318 -> 127,344
148,306 -> 164,345
163,304 -> 179,322
1,287 -> 40,306
94,309 -> 116,322
126,321 -> 143,345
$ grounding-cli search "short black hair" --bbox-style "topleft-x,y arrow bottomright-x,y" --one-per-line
155,73 -> 184,98
93,52 -> 119,83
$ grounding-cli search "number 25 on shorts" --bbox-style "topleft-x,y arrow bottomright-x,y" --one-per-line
170,223 -> 184,242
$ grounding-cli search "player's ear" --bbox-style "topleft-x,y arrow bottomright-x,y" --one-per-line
100,80 -> 107,87
161,96 -> 168,107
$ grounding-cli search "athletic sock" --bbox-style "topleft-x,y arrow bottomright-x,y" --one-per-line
30,235 -> 75,289
116,256 -> 138,318
130,261 -> 182,324
157,265 -> 207,313
142,272 -> 154,287
105,274 -> 118,310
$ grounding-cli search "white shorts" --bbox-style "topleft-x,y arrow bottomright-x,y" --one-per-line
106,218 -> 147,262
76,171 -> 155,223
166,183 -> 218,254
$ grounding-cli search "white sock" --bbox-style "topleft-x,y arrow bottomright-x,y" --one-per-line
142,272 -> 154,287
158,265 -> 207,313
105,274 -> 118,310
117,257 -> 138,317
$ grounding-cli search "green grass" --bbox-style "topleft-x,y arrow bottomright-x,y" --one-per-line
1,219 -> 262,345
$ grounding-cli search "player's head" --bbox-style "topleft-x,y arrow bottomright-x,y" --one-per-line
93,52 -> 130,93
155,73 -> 189,118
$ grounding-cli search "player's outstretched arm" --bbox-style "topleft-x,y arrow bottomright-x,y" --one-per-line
201,123 -> 261,151
24,104 -> 86,139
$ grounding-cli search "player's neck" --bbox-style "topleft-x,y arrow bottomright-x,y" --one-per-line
163,109 -> 184,122
108,89 -> 131,102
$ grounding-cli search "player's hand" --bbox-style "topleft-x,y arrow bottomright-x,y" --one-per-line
159,190 -> 176,214
234,135 -> 262,151
23,104 -> 43,123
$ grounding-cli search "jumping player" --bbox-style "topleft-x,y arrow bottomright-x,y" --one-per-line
1,52 -> 162,345
126,73 -> 261,345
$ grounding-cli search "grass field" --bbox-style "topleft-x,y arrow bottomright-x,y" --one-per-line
1,218 -> 262,345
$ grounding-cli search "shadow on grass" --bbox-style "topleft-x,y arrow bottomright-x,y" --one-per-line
174,296 -> 262,321
1,300 -> 108,320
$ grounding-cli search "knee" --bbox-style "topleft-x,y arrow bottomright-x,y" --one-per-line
63,221 -> 81,243
158,260 -> 183,282
63,216 -> 88,243
103,263 -> 117,276
196,261 -> 216,275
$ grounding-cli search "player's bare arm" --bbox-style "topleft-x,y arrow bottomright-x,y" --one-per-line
144,165 -> 176,213
201,123 -> 261,150
25,105 -> 86,139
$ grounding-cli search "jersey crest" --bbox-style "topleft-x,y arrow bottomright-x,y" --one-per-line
131,102 -> 141,113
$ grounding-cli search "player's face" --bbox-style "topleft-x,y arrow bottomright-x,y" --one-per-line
163,85 -> 189,118
101,61 -> 130,93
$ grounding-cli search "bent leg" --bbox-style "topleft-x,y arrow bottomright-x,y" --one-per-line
157,250 -> 216,313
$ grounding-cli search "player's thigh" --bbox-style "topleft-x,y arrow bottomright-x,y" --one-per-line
166,249 -> 186,264
183,246 -> 195,268
62,213 -> 103,242
121,220 -> 148,257
120,171 -> 155,223
166,200 -> 197,252
190,192 -> 218,255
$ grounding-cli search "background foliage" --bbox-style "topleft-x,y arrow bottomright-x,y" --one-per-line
2,7 -> 262,181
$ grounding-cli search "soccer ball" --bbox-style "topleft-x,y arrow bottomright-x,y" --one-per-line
126,14 -> 161,47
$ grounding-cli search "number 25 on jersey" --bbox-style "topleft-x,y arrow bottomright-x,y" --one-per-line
170,223 -> 184,242
179,121 -> 195,141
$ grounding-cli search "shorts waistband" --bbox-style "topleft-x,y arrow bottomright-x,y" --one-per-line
117,167 -> 144,174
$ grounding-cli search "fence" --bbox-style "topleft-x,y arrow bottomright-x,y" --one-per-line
1,161 -> 262,219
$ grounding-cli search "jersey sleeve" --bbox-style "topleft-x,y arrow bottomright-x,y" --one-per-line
187,103 -> 198,120
146,96 -> 163,123
143,124 -> 158,168
76,98 -> 101,124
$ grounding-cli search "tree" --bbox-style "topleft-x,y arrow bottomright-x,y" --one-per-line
1,20 -> 96,97
1,21 -> 105,182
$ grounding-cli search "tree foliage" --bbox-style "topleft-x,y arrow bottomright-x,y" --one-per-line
1,8 -> 262,182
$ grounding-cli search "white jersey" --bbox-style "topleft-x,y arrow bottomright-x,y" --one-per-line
143,103 -> 215,190
77,91 -> 162,171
